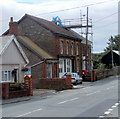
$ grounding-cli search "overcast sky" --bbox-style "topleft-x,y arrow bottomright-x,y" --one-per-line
0,0 -> 119,53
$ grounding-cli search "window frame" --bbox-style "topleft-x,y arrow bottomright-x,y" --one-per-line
2,70 -> 12,82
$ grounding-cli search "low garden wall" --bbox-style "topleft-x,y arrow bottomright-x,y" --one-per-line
40,75 -> 73,91
0,75 -> 33,99
84,66 -> 120,82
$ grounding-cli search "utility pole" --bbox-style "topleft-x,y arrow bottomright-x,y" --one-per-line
85,7 -> 89,71
111,37 -> 114,68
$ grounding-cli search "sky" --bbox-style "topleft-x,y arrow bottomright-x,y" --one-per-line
0,0 -> 119,53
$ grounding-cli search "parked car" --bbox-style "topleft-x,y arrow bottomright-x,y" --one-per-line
62,73 -> 83,85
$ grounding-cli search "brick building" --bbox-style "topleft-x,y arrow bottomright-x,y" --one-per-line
3,14 -> 84,88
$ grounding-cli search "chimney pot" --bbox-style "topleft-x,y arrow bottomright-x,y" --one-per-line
10,17 -> 13,22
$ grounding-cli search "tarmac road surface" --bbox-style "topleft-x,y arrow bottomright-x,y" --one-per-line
2,75 -> 120,118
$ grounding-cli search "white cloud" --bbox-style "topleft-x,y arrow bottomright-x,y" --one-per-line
0,0 -> 119,53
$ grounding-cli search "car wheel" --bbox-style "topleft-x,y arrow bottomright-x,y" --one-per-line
76,80 -> 78,85
80,81 -> 82,84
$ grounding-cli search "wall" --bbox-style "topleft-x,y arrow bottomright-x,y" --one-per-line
2,41 -> 25,65
40,75 -> 72,91
18,42 -> 43,88
56,37 -> 82,75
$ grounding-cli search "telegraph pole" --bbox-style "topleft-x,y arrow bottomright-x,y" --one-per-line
85,7 -> 89,71
111,37 -> 114,68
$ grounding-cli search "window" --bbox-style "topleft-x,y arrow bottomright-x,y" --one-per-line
66,42 -> 69,54
46,64 -> 52,78
59,58 -> 72,78
71,43 -> 74,55
66,59 -> 71,72
2,71 -> 12,82
76,44 -> 79,55
60,40 -> 64,54
59,60 -> 63,73
64,59 -> 66,72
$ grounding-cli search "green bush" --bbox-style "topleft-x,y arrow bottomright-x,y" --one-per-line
9,83 -> 24,91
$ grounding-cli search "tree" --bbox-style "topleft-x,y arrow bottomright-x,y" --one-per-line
92,52 -> 105,69
104,35 -> 120,51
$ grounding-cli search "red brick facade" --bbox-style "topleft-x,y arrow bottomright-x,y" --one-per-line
3,14 -> 83,88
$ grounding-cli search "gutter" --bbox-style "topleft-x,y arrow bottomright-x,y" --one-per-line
30,60 -> 45,68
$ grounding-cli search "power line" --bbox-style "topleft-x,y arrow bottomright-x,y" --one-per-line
0,0 -> 117,22
94,11 -> 119,23
93,21 -> 118,29
35,0 -> 117,16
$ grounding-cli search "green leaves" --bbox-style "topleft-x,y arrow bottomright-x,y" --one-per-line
105,35 -> 120,51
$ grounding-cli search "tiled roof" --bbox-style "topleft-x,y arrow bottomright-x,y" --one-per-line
19,14 -> 82,41
17,36 -> 54,59
2,14 -> 83,41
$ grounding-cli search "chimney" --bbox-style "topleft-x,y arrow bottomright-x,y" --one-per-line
9,17 -> 18,35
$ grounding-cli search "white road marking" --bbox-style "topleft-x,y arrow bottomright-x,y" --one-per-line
86,91 -> 100,96
99,101 -> 119,117
69,97 -> 79,101
108,108 -> 113,111
58,98 -> 79,104
115,103 -> 119,106
58,100 -> 68,104
112,105 -> 117,108
104,111 -> 111,115
17,108 -> 42,117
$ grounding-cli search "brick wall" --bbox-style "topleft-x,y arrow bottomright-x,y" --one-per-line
40,75 -> 72,91
17,41 -> 44,88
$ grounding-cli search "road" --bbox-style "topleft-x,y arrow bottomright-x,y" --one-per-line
2,75 -> 120,118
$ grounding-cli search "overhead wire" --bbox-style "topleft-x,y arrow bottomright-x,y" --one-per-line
35,0 -> 117,16
93,21 -> 118,29
0,0 -> 118,22
94,11 -> 119,23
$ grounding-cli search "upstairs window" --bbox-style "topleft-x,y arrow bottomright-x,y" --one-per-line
60,40 -> 64,54
66,42 -> 69,55
76,44 -> 79,55
71,43 -> 74,55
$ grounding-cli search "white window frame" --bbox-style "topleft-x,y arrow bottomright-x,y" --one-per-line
2,70 -> 12,82
59,58 -> 72,78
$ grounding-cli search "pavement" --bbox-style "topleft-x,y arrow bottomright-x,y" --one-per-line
0,81 -> 93,105
1,89 -> 56,105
